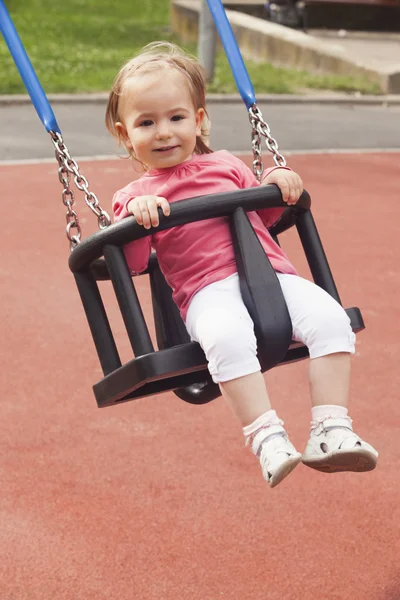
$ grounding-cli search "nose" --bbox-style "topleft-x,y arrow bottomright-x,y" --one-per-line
155,120 -> 172,140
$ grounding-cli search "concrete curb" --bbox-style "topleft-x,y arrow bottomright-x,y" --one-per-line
172,0 -> 400,93
0,93 -> 399,107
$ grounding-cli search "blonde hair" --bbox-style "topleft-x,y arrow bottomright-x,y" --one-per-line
105,41 -> 213,166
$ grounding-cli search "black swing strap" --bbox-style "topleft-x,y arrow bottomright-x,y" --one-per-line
205,0 -> 293,368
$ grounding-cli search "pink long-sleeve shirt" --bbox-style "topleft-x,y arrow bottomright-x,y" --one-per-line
113,150 -> 298,321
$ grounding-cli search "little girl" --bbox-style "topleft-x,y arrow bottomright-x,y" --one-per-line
106,41 -> 378,488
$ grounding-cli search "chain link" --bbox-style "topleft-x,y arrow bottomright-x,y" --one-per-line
50,131 -> 111,249
248,104 -> 287,182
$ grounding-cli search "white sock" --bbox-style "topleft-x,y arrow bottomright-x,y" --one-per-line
242,410 -> 284,454
310,405 -> 353,432
311,405 -> 348,422
242,409 -> 281,439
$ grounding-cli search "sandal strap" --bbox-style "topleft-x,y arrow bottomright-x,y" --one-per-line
310,416 -> 353,433
251,424 -> 286,455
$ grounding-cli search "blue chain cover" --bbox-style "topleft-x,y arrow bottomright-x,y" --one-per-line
206,0 -> 257,109
0,0 -> 61,133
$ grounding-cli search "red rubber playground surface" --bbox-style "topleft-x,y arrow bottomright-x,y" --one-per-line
1,152 -> 399,600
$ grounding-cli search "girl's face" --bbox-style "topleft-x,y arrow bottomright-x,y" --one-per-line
116,68 -> 205,170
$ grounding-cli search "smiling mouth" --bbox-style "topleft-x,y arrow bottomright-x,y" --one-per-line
154,145 -> 179,153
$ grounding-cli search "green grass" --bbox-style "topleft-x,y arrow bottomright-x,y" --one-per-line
208,52 -> 381,95
0,0 -> 172,93
0,0 -> 380,95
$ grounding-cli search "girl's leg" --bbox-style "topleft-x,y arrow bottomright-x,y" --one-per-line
185,274 -> 302,487
309,352 -> 351,408
278,274 -> 378,473
219,371 -> 272,426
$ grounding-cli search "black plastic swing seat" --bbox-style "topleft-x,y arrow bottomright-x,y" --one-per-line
68,184 -> 364,408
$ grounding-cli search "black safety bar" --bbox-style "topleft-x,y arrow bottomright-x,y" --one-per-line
68,185 -> 364,407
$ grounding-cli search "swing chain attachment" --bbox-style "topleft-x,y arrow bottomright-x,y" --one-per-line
248,104 -> 287,182
50,131 -> 111,250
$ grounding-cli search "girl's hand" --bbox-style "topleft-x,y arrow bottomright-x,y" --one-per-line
127,195 -> 170,229
261,168 -> 303,206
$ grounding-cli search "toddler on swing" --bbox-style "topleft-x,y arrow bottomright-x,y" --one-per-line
106,42 -> 378,488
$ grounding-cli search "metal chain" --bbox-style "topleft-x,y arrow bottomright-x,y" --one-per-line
50,131 -> 111,250
49,108 -> 282,247
248,104 -> 287,182
55,147 -> 82,249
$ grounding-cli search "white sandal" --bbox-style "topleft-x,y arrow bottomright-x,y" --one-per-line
302,417 -> 378,473
251,424 -> 302,488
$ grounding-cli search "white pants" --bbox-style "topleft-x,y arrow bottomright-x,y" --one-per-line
185,273 -> 356,383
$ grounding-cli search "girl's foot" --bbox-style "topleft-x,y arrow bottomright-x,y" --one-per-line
251,425 -> 302,488
302,417 -> 378,473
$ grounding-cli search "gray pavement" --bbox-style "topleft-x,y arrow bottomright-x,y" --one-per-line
311,30 -> 400,73
1,97 -> 400,161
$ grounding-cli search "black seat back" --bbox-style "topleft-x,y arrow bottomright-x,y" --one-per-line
149,208 -> 293,403
231,207 -> 293,371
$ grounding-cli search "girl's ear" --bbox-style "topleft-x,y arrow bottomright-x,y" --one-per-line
115,121 -> 133,149
195,108 -> 205,137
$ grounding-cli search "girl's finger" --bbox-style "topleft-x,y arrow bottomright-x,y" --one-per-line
287,175 -> 302,204
138,202 -> 152,229
157,197 -> 171,217
127,200 -> 142,224
288,185 -> 297,205
147,200 -> 160,228
132,204 -> 143,225
296,176 -> 304,200
278,178 -> 290,202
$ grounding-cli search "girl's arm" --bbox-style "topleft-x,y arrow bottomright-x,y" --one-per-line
261,167 -> 303,206
258,166 -> 295,229
235,158 -> 295,229
127,195 -> 170,229
112,191 -> 154,274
